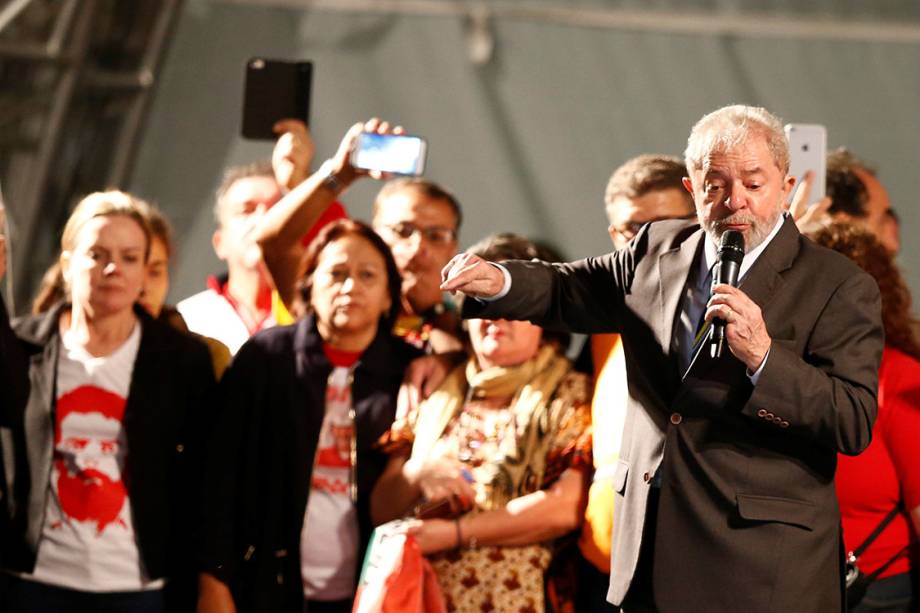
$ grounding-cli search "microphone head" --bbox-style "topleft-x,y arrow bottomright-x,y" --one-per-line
718,230 -> 745,264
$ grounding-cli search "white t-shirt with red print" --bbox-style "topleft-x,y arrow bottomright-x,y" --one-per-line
29,323 -> 164,592
300,345 -> 361,600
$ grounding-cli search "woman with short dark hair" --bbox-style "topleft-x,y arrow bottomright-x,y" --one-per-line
198,219 -> 421,613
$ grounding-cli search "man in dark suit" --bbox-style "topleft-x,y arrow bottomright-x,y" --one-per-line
440,105 -> 883,612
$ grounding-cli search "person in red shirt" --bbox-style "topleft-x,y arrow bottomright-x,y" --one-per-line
177,120 -> 346,353
809,222 -> 920,612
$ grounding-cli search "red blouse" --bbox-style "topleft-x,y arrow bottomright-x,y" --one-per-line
836,346 -> 920,578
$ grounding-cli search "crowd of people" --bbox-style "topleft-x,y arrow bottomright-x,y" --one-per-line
0,104 -> 917,613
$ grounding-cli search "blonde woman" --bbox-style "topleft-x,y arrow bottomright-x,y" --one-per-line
0,191 -> 215,612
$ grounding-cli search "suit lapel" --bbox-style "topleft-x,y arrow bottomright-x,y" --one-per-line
735,217 -> 799,310
657,229 -> 704,351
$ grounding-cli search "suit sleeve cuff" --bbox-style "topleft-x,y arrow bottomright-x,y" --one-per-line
746,348 -> 770,385
477,263 -> 512,302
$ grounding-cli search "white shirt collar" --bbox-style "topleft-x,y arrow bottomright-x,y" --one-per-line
701,212 -> 787,285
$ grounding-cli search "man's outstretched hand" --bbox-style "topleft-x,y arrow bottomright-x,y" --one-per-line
440,253 -> 505,299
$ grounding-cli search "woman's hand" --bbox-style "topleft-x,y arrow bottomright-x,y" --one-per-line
398,354 -> 454,419
405,456 -> 475,515
788,170 -> 832,233
196,573 -> 236,613
404,518 -> 458,555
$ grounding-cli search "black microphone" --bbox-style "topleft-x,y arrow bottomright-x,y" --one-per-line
710,230 -> 745,358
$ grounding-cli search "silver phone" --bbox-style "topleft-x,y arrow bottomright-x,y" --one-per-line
350,133 -> 427,176
784,123 -> 826,205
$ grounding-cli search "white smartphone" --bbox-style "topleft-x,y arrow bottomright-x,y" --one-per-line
784,123 -> 826,205
350,132 -> 427,176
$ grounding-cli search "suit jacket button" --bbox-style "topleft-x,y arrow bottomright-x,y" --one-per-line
765,412 -> 775,420
757,409 -> 767,418
773,416 -> 783,424
670,413 -> 682,425
780,420 -> 790,428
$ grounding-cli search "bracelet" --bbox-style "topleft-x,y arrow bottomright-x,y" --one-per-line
455,518 -> 478,550
317,159 -> 343,195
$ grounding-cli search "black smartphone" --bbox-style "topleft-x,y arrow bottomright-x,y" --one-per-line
349,132 -> 427,176
241,58 -> 312,140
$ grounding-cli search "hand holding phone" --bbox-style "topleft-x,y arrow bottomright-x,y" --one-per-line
784,123 -> 826,205
272,119 -> 314,190
350,132 -> 427,176
241,58 -> 312,140
316,118 -> 421,195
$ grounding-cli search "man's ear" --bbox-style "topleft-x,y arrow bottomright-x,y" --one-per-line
607,223 -> 619,247
212,229 -> 226,261
681,177 -> 695,194
783,174 -> 797,201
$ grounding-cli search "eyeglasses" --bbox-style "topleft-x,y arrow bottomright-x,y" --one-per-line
377,222 -> 457,246
611,213 -> 697,242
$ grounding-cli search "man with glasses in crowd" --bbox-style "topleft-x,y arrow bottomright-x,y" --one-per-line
371,178 -> 463,352
580,154 -> 695,611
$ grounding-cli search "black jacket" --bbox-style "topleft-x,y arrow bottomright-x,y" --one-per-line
0,303 -> 215,605
0,294 -> 28,431
200,314 -> 421,613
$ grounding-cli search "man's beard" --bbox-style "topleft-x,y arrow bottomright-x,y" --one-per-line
704,209 -> 781,252
56,460 -> 127,535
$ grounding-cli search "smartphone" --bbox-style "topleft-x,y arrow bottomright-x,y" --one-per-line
784,123 -> 826,205
350,132 -> 427,176
241,58 -> 312,140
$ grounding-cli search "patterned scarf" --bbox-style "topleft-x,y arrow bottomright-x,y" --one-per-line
410,345 -> 572,509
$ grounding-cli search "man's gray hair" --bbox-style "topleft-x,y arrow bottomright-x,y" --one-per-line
684,105 -> 789,176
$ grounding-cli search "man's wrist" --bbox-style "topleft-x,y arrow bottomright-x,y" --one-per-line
477,263 -> 512,302
746,344 -> 771,384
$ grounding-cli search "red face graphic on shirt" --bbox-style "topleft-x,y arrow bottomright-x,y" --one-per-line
54,385 -> 128,534
315,422 -> 353,468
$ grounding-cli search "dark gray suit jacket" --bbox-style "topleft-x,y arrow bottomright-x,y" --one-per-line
464,217 -> 883,612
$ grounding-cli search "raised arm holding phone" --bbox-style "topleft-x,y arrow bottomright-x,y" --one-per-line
255,118 -> 406,311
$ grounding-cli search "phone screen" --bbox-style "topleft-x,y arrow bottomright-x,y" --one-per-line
350,133 -> 427,176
